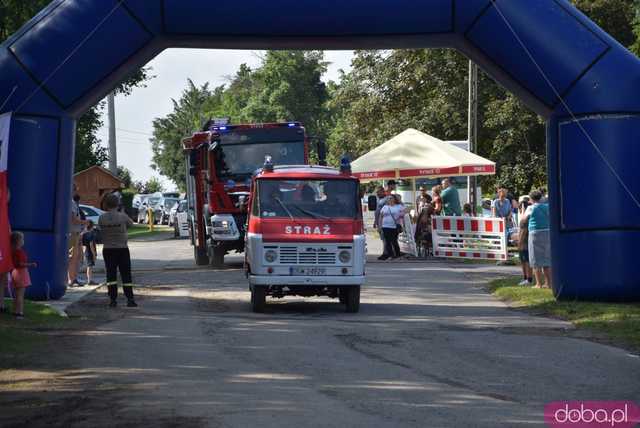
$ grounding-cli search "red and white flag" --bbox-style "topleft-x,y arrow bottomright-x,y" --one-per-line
0,112 -> 13,273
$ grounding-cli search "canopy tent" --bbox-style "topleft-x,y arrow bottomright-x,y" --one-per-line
351,129 -> 495,181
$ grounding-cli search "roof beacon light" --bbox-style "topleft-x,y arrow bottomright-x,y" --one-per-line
340,156 -> 352,175
264,155 -> 274,173
288,123 -> 296,128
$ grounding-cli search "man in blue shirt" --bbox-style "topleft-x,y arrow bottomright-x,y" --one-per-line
440,178 -> 461,216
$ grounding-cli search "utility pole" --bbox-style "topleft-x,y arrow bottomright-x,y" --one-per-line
107,92 -> 117,175
467,60 -> 479,215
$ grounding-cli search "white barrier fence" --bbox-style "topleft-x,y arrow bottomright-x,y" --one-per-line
431,216 -> 508,261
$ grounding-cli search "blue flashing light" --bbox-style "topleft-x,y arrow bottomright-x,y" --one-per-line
219,126 -> 228,131
340,156 -> 351,174
288,123 -> 296,127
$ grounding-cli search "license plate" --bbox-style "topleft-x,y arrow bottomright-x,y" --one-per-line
290,267 -> 326,276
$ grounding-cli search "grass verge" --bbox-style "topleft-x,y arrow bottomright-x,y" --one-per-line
488,277 -> 640,352
0,298 -> 67,357
128,224 -> 172,240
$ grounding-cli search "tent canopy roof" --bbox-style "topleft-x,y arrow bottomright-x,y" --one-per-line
351,129 -> 495,181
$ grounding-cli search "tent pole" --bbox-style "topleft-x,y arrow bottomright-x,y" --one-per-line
412,178 -> 417,216
467,60 -> 479,215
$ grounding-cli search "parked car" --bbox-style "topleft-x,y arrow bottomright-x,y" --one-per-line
159,197 -> 180,225
138,194 -> 162,224
172,200 -> 190,238
79,204 -> 105,244
132,194 -> 150,223
79,204 -> 105,225
168,199 -> 187,226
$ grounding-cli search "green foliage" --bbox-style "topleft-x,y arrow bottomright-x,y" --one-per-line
141,177 -> 164,194
151,79 -> 223,191
489,277 -> 640,351
0,0 -> 50,41
121,188 -> 136,210
152,53 -> 329,189
117,166 -> 133,189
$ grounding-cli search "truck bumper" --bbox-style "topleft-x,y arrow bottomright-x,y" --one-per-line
249,275 -> 365,287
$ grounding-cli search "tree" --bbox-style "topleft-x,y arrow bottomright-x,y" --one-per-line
141,177 -> 164,194
117,166 -> 133,189
243,51 -> 329,139
151,52 -> 329,188
0,0 -> 50,41
151,80 -> 224,190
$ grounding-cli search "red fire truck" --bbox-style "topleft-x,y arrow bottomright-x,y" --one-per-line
183,120 -> 320,267
245,158 -> 366,313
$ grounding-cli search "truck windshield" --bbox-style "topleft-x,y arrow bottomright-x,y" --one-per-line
258,179 -> 359,219
219,142 -> 305,178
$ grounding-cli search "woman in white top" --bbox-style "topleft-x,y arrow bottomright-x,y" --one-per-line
379,195 -> 403,260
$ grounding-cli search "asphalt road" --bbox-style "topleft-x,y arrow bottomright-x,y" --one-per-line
4,238 -> 640,427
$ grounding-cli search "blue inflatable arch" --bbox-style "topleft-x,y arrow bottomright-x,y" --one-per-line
1,0 -> 639,301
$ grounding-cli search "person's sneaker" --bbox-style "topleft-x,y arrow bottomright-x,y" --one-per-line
109,300 -> 117,308
126,300 -> 138,308
377,255 -> 389,261
518,279 -> 530,286
15,313 -> 24,320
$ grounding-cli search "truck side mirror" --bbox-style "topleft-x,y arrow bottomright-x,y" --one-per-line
368,195 -> 378,211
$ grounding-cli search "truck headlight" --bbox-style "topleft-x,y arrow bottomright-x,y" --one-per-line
339,250 -> 351,263
264,250 -> 278,263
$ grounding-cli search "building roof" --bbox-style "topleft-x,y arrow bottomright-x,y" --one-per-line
74,165 -> 125,185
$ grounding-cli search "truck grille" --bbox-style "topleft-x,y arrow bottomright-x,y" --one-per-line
278,246 -> 336,265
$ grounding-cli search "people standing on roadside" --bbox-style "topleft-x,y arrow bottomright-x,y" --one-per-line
81,220 -> 98,286
10,232 -> 36,319
99,194 -> 137,308
378,195 -> 402,260
491,188 -> 512,220
441,178 -> 462,216
374,186 -> 389,260
69,186 -> 87,287
431,185 -> 443,215
416,186 -> 432,214
492,188 -> 513,247
523,190 -> 552,289
517,199 -> 533,286
414,205 -> 434,258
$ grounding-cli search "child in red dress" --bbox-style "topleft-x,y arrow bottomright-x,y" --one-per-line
11,232 -> 36,319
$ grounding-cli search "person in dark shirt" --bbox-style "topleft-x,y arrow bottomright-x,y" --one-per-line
81,220 -> 98,286
99,194 -> 137,308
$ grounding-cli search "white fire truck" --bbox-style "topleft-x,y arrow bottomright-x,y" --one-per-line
245,158 -> 366,313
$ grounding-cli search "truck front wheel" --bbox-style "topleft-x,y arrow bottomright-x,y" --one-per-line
345,286 -> 361,313
251,286 -> 266,313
